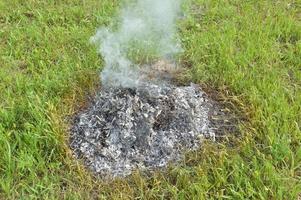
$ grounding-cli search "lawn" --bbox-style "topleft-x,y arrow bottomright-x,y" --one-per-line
0,0 -> 301,199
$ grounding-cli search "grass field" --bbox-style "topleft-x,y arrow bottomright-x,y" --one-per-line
0,0 -> 301,199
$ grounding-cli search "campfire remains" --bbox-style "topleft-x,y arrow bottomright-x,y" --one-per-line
68,0 -> 240,178
69,61 -> 228,178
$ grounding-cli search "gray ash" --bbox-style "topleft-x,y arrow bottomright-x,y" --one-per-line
70,82 -> 217,178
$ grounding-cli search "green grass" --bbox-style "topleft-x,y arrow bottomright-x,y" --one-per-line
0,0 -> 301,199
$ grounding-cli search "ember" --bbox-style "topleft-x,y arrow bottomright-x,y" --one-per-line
70,81 -> 217,177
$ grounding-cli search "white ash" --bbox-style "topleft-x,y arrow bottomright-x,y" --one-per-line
70,82 -> 215,177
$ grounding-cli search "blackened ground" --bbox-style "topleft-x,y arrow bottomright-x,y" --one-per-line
70,82 -> 237,178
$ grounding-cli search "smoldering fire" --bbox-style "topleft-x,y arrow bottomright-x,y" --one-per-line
70,0 -> 229,178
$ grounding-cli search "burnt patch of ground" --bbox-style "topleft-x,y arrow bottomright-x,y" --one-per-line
69,80 -> 240,178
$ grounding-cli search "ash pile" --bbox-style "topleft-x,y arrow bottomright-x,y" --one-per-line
70,80 -> 219,178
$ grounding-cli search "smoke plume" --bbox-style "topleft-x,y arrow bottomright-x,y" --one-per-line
91,0 -> 183,88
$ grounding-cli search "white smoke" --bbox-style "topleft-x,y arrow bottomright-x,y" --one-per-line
91,0 -> 183,88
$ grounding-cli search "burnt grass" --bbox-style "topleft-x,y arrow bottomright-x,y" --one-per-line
69,80 -> 241,178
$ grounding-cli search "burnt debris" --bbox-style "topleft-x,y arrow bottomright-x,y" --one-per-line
70,82 -> 221,178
